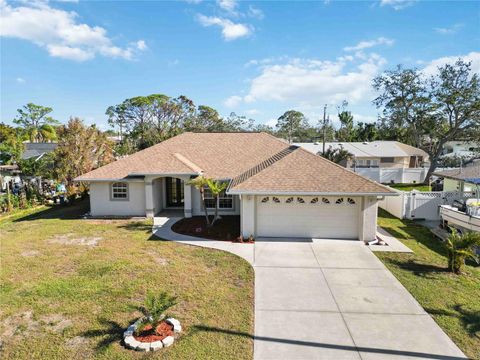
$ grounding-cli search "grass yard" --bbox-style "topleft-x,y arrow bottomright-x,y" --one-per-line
0,200 -> 254,360
376,209 -> 480,359
389,183 -> 431,192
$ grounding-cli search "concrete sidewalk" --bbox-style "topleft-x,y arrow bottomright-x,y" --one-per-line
153,218 -> 466,360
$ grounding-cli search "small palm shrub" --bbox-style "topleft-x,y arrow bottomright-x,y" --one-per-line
445,229 -> 480,274
135,291 -> 177,335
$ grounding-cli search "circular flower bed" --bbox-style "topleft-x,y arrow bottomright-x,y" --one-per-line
123,317 -> 181,352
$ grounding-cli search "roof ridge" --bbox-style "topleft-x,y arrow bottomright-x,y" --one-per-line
173,153 -> 203,174
228,145 -> 297,190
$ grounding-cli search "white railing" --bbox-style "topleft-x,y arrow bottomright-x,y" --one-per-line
378,189 -> 476,221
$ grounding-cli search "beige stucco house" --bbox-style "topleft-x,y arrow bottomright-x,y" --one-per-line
76,132 -> 396,241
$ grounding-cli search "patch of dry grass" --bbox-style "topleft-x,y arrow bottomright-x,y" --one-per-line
0,200 -> 254,359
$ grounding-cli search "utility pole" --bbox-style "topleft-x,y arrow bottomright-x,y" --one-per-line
322,104 -> 327,154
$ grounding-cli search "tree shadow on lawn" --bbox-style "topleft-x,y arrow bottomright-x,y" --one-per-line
12,199 -> 90,222
425,305 -> 480,339
80,318 -> 126,351
385,258 -> 449,279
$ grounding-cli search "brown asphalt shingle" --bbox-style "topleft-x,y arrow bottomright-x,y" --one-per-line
75,132 -> 395,195
229,147 -> 395,194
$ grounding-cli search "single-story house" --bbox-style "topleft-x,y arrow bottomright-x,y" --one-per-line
295,141 -> 429,169
21,142 -> 57,161
441,140 -> 480,160
434,163 -> 480,193
75,132 -> 396,241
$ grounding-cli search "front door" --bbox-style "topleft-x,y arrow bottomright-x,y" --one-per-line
166,177 -> 184,207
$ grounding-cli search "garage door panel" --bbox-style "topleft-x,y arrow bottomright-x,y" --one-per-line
256,196 -> 359,239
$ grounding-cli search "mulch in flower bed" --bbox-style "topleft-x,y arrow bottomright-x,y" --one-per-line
134,321 -> 174,343
172,216 -> 243,242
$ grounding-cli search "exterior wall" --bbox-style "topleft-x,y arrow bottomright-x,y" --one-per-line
379,157 -> 407,169
89,181 -> 146,217
240,195 -> 256,238
358,196 -> 378,242
444,178 -> 461,192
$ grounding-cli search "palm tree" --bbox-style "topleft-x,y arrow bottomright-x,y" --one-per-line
205,178 -> 228,227
188,175 -> 211,226
320,145 -> 353,165
444,229 -> 480,274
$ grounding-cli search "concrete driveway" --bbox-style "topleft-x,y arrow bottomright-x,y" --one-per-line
253,238 -> 466,360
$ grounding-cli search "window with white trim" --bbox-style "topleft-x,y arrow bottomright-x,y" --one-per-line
204,185 -> 233,209
111,182 -> 128,200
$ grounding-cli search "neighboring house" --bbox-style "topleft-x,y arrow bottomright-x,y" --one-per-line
295,141 -> 429,169
441,140 -> 480,160
21,142 -> 57,161
434,163 -> 480,193
75,132 -> 396,241
0,164 -> 21,192
295,141 -> 429,184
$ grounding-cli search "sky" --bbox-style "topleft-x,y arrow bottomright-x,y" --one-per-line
1,0 -> 479,130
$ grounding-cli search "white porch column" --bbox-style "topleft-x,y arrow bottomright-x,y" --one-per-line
184,182 -> 192,218
358,196 -> 378,242
241,195 -> 256,238
145,177 -> 154,218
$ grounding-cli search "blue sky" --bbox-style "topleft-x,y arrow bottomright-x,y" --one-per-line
1,0 -> 479,130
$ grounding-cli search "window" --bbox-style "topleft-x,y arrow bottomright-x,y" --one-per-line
380,157 -> 395,163
356,159 -> 379,168
204,185 -> 233,209
111,182 -> 128,200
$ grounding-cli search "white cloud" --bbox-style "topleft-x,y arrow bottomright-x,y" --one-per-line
248,5 -> 264,19
236,54 -> 386,107
197,14 -> 251,41
217,0 -> 237,13
0,1 -> 146,61
434,23 -> 464,35
265,118 -> 277,127
16,77 -> 26,83
379,0 -> 417,10
421,51 -> 480,77
245,109 -> 260,115
136,40 -> 147,50
224,95 -> 242,108
344,37 -> 394,52
352,113 -> 377,123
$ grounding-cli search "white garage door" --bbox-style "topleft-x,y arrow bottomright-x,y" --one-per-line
256,195 -> 360,239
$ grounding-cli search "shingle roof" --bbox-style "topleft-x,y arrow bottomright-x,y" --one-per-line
75,132 -> 290,181
434,163 -> 480,183
295,141 -> 428,159
76,132 -> 395,195
229,147 -> 395,195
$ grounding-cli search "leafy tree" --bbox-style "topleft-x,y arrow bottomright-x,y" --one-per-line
276,110 -> 309,143
320,145 -> 353,165
13,103 -> 59,142
17,152 -> 55,178
336,101 -> 356,142
445,229 -> 480,274
355,122 -> 379,142
188,175 -> 211,226
205,178 -> 228,227
54,118 -> 114,187
0,123 -> 23,164
186,105 -> 225,132
372,59 -> 480,183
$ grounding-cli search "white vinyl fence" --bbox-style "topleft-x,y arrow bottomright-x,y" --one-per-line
378,189 -> 476,221
354,168 -> 428,184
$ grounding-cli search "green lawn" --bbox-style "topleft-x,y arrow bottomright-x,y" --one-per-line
376,209 -> 480,359
0,200 -> 254,359
388,183 -> 431,192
